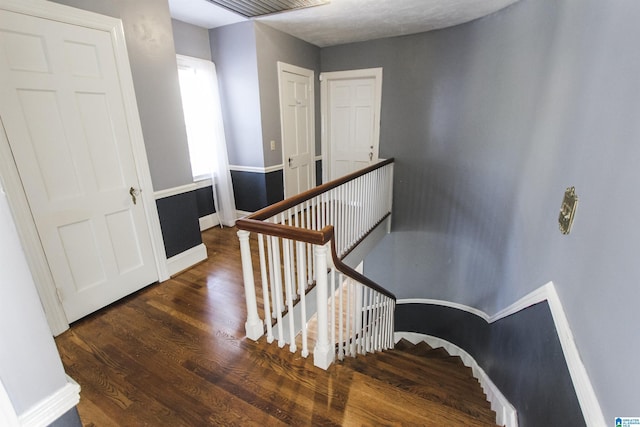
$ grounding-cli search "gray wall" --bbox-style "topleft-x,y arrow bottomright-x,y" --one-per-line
50,0 -> 193,191
323,0 -> 639,420
210,22 -> 264,168
254,22 -> 321,167
171,18 -> 211,61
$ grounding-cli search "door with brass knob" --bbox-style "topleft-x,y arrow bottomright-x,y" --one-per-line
129,187 -> 141,205
321,68 -> 382,181
0,6 -> 160,324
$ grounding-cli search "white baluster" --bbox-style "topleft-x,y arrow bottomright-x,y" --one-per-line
282,237 -> 297,353
237,230 -> 264,341
346,275 -> 353,357
257,234 -> 273,343
337,270 -> 344,361
297,240 -> 309,357
266,230 -> 277,318
355,283 -> 364,353
270,235 -> 285,348
330,262 -> 336,357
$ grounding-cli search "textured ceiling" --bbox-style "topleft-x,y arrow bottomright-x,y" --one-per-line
169,0 -> 519,47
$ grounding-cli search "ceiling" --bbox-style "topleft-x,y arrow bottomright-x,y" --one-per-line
168,0 -> 519,48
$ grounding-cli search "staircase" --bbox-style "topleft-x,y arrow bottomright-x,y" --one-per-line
237,159 -> 396,370
340,338 -> 500,426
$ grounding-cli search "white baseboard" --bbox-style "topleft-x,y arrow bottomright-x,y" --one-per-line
166,243 -> 207,277
395,332 -> 517,427
236,210 -> 253,219
199,213 -> 220,231
18,375 -> 80,427
397,281 -> 606,427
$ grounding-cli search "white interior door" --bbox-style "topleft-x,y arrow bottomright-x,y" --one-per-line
321,68 -> 382,181
279,62 -> 315,198
0,7 -> 159,322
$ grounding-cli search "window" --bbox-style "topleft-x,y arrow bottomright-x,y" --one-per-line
176,55 -> 219,181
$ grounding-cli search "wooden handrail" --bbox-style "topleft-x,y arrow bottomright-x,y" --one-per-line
235,159 -> 396,302
329,233 -> 396,301
242,158 -> 394,221
236,218 -> 397,301
235,218 -> 333,246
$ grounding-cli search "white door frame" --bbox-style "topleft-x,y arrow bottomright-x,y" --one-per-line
0,0 -> 169,335
278,61 -> 316,197
320,67 -> 382,183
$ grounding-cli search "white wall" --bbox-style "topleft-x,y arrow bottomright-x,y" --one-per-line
0,181 -> 68,415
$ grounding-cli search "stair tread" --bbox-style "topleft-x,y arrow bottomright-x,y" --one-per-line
345,354 -> 496,422
343,368 -> 499,426
355,350 -> 492,404
383,347 -> 477,383
377,354 -> 490,410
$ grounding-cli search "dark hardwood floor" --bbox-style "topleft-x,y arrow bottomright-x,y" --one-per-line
55,226 -> 499,426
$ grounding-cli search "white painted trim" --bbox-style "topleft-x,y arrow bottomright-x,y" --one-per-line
0,378 -> 19,427
194,177 -> 214,189
153,183 -> 198,200
397,281 -> 606,427
199,213 -> 219,231
315,155 -> 322,162
397,298 -> 490,322
166,243 -> 207,277
543,283 -> 606,427
489,284 -> 550,323
320,67 -> 382,183
236,210 -> 254,218
395,332 -> 518,427
228,164 -> 283,174
18,375 -> 80,427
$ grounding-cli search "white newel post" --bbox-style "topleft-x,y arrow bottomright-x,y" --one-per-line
237,230 -> 264,340
313,243 -> 334,369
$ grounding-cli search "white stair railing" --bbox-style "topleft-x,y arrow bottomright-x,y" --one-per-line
236,159 -> 395,370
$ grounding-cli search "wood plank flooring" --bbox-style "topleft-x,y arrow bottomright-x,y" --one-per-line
55,226 -> 499,426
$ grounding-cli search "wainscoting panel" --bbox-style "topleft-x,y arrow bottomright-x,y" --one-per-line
155,191 -> 202,258
230,169 -> 284,212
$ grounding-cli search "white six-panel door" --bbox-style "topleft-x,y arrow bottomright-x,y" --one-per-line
0,7 -> 159,322
279,62 -> 315,198
321,68 -> 382,181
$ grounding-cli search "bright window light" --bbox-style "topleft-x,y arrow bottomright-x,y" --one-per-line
177,56 -> 219,181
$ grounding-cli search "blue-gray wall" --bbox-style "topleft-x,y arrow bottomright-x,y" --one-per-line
322,0 -> 639,420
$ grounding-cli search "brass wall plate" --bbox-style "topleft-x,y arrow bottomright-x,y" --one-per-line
559,187 -> 578,235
